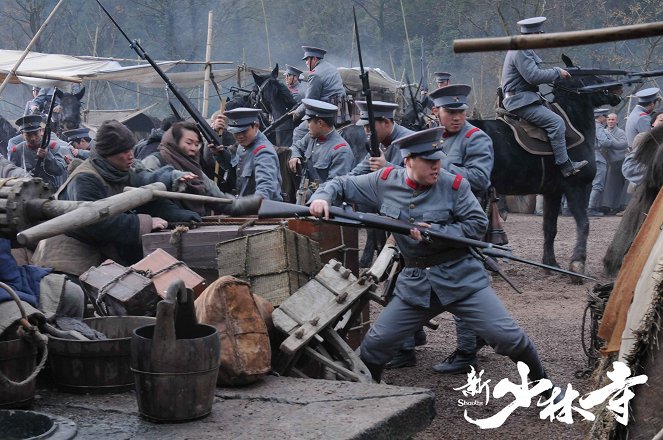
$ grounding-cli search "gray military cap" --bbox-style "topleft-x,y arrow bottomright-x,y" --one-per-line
636,87 -> 661,104
355,100 -> 399,126
302,46 -> 327,60
395,126 -> 446,160
223,108 -> 262,133
594,108 -> 610,117
301,98 -> 337,120
284,64 -> 304,77
63,127 -> 90,141
518,16 -> 547,34
434,72 -> 451,83
429,84 -> 472,110
15,114 -> 42,133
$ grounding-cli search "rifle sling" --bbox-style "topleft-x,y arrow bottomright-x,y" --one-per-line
402,248 -> 470,268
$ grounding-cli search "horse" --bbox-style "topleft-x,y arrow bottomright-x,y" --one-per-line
471,67 -> 622,277
251,65 -> 298,147
58,87 -> 85,134
0,115 -> 18,157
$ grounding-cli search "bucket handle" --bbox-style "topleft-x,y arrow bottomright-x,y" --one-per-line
151,280 -> 198,364
0,281 -> 48,387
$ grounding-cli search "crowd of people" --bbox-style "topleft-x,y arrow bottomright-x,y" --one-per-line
0,16 -> 660,401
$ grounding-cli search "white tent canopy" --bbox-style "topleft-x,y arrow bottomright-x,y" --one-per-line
0,49 -> 186,88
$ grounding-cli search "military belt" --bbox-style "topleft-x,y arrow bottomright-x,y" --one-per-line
403,248 -> 470,268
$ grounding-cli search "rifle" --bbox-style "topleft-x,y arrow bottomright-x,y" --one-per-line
263,104 -> 299,137
34,88 -> 62,175
295,164 -> 310,206
405,74 -> 426,130
352,7 -> 380,158
96,0 -> 222,148
258,199 -> 597,281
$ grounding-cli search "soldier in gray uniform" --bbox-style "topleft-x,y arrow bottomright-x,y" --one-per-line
284,64 -> 307,104
288,99 -> 354,187
9,115 -> 67,190
60,127 -> 92,166
349,100 -> 412,175
588,108 -> 618,217
291,46 -> 347,143
602,113 -> 629,213
425,84 -> 495,374
29,87 -> 61,115
223,108 -> 283,201
623,87 -> 660,185
501,17 -> 587,178
308,127 -> 560,392
421,72 -> 452,110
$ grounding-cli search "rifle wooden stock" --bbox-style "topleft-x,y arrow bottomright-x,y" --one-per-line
258,199 -> 597,280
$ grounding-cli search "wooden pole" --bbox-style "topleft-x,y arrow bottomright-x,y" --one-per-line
260,0 -> 272,67
399,0 -> 416,81
202,11 -> 214,118
0,0 -> 66,96
453,21 -> 663,53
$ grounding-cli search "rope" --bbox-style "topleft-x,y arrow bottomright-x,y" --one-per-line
169,225 -> 189,260
0,281 -> 49,387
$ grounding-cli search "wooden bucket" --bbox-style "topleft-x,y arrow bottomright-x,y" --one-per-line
131,280 -> 220,423
47,317 -> 155,393
0,338 -> 37,408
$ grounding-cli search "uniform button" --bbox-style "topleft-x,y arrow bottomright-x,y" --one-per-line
409,203 -> 415,209
409,217 -> 415,223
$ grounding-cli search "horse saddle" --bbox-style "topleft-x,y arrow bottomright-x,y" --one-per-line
496,102 -> 584,156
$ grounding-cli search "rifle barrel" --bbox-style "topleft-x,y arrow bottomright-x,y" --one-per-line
353,7 -> 380,157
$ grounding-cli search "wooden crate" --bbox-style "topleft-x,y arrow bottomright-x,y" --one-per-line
132,248 -> 206,299
142,223 -> 278,285
79,260 -> 158,316
216,227 -> 321,305
287,219 -> 359,275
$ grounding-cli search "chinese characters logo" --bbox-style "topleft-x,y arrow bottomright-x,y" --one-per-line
456,361 -> 647,429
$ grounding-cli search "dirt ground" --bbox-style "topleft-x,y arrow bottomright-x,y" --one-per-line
376,213 -> 622,440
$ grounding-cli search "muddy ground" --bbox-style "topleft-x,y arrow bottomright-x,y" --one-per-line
375,213 -> 622,440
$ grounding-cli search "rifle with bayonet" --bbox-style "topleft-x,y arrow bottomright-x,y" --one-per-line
33,88 -> 63,178
352,7 -> 380,158
405,74 -> 426,131
258,199 -> 597,281
96,0 -> 222,148
263,104 -> 299,137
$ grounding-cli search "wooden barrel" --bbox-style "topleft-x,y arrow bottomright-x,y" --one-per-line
131,281 -> 220,422
47,317 -> 155,393
0,338 -> 37,408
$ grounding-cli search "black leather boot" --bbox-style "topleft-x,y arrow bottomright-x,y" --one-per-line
432,349 -> 478,374
363,361 -> 385,383
511,344 -> 565,403
414,329 -> 427,346
385,349 -> 417,369
560,159 -> 588,177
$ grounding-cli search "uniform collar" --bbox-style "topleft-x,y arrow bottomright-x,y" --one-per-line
317,129 -> 334,143
405,176 -> 431,191
442,130 -> 458,139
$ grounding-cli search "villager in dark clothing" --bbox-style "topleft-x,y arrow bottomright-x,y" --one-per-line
32,120 -> 201,275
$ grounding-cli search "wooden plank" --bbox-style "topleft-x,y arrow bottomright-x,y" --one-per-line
599,188 -> 663,353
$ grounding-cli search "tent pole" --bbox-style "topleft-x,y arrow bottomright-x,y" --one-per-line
202,10 -> 213,118
0,0 -> 66,97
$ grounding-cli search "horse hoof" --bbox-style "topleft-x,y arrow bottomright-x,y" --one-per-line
569,261 -> 585,284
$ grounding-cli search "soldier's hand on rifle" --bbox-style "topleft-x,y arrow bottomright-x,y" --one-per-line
309,199 -> 330,219
559,68 -> 571,79
36,147 -> 47,159
288,157 -> 301,174
53,105 -> 62,113
151,217 -> 168,231
207,143 -> 225,155
369,152 -> 387,171
409,222 -> 431,241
